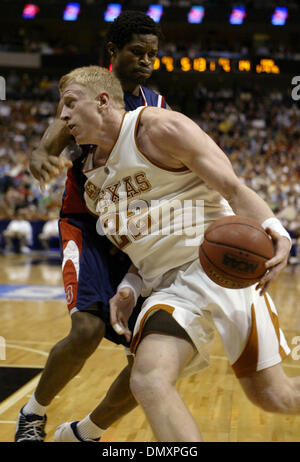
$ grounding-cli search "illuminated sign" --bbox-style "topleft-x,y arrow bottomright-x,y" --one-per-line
187,6 -> 205,24
63,2 -> 80,21
256,59 -> 279,74
22,4 -> 40,18
181,57 -> 191,72
147,5 -> 163,23
218,58 -> 231,72
229,6 -> 246,25
153,57 -> 281,74
271,7 -> 288,25
193,57 -> 207,72
104,3 -> 121,22
160,56 -> 174,72
238,60 -> 251,72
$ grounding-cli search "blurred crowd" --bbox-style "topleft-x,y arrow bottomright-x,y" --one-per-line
4,71 -> 59,101
0,72 -> 299,258
2,33 -> 300,62
0,97 -> 63,221
158,40 -> 300,61
0,36 -> 80,56
193,83 -> 300,241
2,22 -> 300,62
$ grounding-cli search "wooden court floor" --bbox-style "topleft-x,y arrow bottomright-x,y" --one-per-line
0,253 -> 299,442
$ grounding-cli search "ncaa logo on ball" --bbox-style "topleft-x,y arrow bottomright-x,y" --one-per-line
223,253 -> 259,274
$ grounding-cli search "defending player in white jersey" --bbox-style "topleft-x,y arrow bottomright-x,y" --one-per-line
58,65 -> 299,442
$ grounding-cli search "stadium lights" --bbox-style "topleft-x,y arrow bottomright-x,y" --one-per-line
104,3 -> 122,22
271,6 -> 288,25
229,6 -> 246,25
146,5 -> 163,23
63,2 -> 81,21
187,6 -> 205,24
22,4 -> 40,19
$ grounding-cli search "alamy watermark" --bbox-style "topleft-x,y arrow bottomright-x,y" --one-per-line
95,195 -> 204,248
291,76 -> 300,101
0,76 -> 6,100
0,336 -> 6,360
291,336 -> 300,360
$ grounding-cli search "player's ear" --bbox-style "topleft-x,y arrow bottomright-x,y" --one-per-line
96,92 -> 109,110
107,42 -> 117,59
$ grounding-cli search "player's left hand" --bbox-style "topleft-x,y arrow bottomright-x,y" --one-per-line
30,150 -> 72,189
256,228 -> 291,295
109,287 -> 135,342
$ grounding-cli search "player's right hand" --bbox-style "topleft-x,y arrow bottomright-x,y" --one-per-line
109,287 -> 135,343
29,149 -> 73,188
256,228 -> 291,295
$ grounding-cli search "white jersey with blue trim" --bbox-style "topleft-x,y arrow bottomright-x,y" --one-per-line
83,106 -> 233,294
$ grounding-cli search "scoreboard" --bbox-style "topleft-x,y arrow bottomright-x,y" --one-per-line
153,57 -> 282,75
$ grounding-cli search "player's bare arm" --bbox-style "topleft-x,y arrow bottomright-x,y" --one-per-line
30,99 -> 73,186
137,108 -> 291,293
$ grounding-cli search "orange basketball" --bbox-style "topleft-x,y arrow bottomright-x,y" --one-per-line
199,215 -> 275,289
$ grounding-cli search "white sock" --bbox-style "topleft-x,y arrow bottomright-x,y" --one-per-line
23,393 -> 47,417
76,415 -> 105,440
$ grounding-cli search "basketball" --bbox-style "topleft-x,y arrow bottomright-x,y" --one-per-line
199,215 -> 275,289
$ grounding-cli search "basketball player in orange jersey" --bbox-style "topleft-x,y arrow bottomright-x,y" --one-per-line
15,12 -> 170,442
56,65 -> 300,442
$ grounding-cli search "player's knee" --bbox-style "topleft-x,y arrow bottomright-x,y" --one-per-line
67,312 -> 105,357
130,368 -> 172,405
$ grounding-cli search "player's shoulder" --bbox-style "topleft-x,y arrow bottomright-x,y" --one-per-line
140,105 -> 167,124
141,106 -> 185,125
140,107 -> 188,142
140,85 -> 167,108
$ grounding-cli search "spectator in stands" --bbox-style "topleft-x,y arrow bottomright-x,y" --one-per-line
0,73 -> 299,258
38,209 -> 59,251
2,208 -> 33,254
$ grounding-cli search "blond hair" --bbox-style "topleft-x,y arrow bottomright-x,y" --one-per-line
59,65 -> 124,109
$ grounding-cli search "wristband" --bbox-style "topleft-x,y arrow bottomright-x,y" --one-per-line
261,217 -> 291,243
117,273 -> 142,305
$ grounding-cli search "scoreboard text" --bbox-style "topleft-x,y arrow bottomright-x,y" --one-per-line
154,57 -> 281,74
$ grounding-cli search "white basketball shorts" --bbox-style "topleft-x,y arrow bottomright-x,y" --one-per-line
130,258 -> 290,378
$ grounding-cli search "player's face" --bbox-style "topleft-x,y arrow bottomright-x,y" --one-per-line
60,84 -> 100,144
110,34 -> 158,88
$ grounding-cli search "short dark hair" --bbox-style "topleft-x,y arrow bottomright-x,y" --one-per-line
106,10 -> 162,50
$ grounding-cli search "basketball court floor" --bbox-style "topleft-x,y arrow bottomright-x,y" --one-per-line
0,252 -> 299,442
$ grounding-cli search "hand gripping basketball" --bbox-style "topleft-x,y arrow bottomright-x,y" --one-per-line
199,215 -> 275,289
